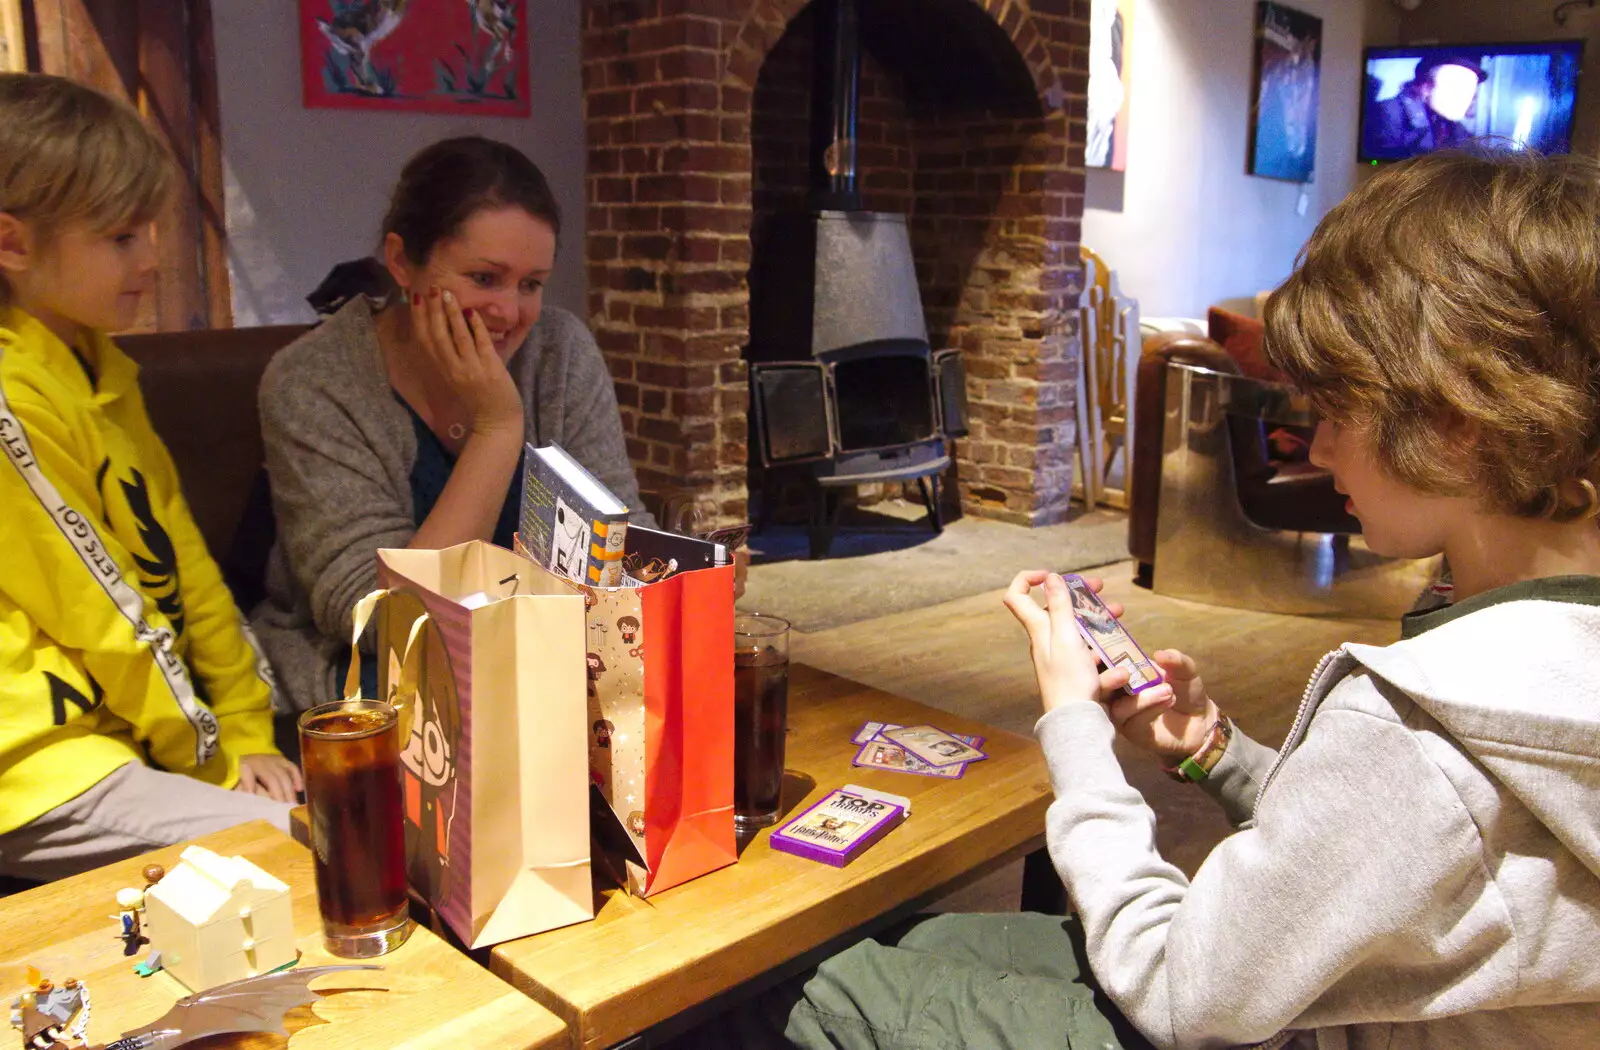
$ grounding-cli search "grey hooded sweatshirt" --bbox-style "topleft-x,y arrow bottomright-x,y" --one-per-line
1038,578 -> 1600,1050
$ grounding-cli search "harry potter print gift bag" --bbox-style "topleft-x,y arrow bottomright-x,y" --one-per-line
360,541 -> 594,949
515,535 -> 738,896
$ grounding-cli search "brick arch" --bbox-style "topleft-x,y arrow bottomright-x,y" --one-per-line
580,0 -> 1088,527
729,0 -> 1084,524
723,0 -> 1065,110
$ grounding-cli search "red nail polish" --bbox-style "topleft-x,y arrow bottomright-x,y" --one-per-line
463,308 -> 475,323
410,292 -> 420,306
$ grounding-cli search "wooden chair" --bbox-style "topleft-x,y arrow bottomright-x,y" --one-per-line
1073,245 -> 1140,509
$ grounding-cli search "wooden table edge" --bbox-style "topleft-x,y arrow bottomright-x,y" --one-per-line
0,821 -> 574,1050
497,817 -> 1052,1050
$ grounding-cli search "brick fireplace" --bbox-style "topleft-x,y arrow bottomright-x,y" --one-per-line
582,0 -> 1088,527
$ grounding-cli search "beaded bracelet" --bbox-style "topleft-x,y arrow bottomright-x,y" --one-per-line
1161,716 -> 1233,784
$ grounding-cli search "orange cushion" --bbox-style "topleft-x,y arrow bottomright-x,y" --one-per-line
1207,307 -> 1283,382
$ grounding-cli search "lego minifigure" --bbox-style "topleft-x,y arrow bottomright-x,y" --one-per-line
115,887 -> 147,956
9,971 -> 86,1050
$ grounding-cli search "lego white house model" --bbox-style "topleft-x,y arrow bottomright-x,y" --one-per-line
143,845 -> 296,991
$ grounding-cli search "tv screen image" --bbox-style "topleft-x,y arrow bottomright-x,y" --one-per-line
1360,41 -> 1583,162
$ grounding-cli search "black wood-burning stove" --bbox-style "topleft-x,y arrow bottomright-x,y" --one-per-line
747,0 -> 969,558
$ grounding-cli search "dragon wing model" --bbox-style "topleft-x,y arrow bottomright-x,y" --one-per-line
90,965 -> 381,1050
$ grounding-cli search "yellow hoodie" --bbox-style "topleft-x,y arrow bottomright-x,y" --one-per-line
0,311 -> 279,834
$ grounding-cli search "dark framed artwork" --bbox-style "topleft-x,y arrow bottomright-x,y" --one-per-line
300,0 -> 529,117
1249,1 -> 1322,182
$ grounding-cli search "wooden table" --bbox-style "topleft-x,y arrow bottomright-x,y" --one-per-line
0,822 -> 568,1049
490,662 -> 1054,1049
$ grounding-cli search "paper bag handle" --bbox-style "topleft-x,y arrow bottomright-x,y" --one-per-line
345,589 -> 389,702
388,613 -> 429,741
346,588 -> 428,740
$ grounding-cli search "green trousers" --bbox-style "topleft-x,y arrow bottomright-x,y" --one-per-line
696,912 -> 1157,1050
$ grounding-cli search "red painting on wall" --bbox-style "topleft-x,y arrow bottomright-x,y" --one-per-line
300,1 -> 529,117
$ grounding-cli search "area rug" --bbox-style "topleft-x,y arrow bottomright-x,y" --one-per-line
739,505 -> 1129,633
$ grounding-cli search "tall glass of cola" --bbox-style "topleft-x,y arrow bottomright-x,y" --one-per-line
298,699 -> 411,957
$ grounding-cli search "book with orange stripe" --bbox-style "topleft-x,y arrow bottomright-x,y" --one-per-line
518,442 -> 630,587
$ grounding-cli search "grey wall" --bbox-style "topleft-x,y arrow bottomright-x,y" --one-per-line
1080,0 -> 1397,319
214,4 -> 585,325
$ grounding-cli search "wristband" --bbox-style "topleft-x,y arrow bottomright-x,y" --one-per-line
1162,716 -> 1233,784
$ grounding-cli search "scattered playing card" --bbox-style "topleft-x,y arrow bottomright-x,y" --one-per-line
852,739 -> 966,779
852,720 -> 985,751
881,724 -> 988,767
852,720 -> 889,746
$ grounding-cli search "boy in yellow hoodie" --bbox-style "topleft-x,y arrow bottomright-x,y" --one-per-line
0,74 -> 300,880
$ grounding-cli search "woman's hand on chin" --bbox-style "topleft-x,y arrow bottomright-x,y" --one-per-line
414,286 -> 524,440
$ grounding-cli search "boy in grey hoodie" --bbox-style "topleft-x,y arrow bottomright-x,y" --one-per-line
728,151 -> 1600,1049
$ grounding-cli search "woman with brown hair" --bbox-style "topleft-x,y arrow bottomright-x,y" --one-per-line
251,136 -> 654,713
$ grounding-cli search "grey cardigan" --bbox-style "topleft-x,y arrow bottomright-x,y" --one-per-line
250,297 -> 652,712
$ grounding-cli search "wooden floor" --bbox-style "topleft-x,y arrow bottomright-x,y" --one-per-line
789,559 -> 1402,901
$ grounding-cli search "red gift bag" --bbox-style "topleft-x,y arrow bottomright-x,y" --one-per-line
517,538 -> 736,896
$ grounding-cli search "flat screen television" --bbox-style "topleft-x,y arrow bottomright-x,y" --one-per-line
1359,41 -> 1583,162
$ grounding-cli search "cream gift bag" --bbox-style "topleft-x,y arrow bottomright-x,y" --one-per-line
349,540 -> 593,948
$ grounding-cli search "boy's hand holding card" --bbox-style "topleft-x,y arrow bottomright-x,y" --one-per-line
1004,571 -> 1165,714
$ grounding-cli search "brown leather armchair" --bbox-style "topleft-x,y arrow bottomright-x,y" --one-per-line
1129,330 -> 1358,581
119,325 -> 311,610
1128,331 -> 1242,577
1125,330 -> 1430,615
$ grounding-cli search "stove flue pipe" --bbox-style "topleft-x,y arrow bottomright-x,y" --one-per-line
811,0 -> 862,211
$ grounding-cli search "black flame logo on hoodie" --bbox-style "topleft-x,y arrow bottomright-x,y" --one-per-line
97,460 -> 185,639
